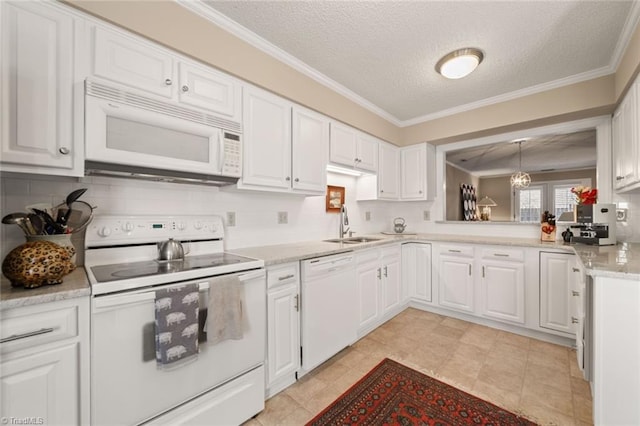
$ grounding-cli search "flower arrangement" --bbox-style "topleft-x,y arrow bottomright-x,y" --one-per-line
571,186 -> 598,205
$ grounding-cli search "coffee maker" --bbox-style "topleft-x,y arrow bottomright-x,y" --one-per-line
570,203 -> 616,245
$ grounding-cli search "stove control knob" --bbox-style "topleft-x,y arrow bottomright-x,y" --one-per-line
176,222 -> 187,231
123,222 -> 134,233
210,225 -> 218,233
194,221 -> 203,230
98,226 -> 112,237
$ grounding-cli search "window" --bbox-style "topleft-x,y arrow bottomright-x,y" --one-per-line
514,179 -> 590,222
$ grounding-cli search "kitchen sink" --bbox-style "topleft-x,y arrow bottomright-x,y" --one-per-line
323,237 -> 382,244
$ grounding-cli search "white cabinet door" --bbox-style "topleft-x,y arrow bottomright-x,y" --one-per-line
356,259 -> 381,332
1,343 -> 80,425
1,1 -> 75,169
329,122 -> 358,167
402,243 -> 432,302
613,79 -> 640,190
400,144 -> 426,200
178,61 -> 240,119
292,106 -> 329,194
241,86 -> 292,189
93,26 -> 175,98
267,284 -> 299,388
356,133 -> 379,172
381,250 -> 401,315
438,255 -> 474,313
378,143 -> 399,200
480,260 -> 525,324
540,252 -> 576,334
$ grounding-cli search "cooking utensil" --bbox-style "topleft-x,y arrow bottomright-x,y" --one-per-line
56,188 -> 88,225
2,213 -> 33,236
63,200 -> 95,234
28,213 -> 45,235
32,208 -> 66,234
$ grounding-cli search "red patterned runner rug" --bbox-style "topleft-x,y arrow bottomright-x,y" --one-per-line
306,358 -> 537,425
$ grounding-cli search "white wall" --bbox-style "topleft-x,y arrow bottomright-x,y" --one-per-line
2,172 -> 638,264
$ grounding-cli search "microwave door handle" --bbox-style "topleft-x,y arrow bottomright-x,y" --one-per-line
217,130 -> 225,173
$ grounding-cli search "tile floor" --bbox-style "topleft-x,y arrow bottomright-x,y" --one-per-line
245,308 -> 592,426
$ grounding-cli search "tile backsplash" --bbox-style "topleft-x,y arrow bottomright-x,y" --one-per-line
2,172 -> 639,265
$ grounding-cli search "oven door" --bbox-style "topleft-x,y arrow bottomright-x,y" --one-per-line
85,94 -> 225,176
90,269 -> 265,426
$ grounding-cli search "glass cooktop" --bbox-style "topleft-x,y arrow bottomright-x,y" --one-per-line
90,253 -> 256,283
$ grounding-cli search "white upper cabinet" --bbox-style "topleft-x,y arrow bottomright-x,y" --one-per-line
241,86 -> 292,190
378,142 -> 400,200
612,77 -> 640,192
329,122 -> 378,172
1,1 -> 82,175
91,25 -> 241,121
400,143 -> 436,201
240,86 -> 328,195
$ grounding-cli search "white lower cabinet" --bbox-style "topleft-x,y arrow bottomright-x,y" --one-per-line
402,243 -> 432,302
479,249 -> 525,324
436,245 -> 475,313
539,251 -> 578,335
266,263 -> 300,397
0,297 -> 90,425
355,245 -> 402,336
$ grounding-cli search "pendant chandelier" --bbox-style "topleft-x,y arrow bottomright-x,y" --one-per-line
510,141 -> 531,189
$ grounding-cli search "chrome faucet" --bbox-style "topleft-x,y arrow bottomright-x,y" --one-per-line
339,204 -> 350,238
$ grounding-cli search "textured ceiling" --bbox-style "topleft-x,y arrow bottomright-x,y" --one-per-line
446,130 -> 597,177
201,1 -> 634,123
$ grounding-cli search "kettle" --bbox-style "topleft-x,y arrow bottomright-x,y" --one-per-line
393,217 -> 407,233
157,238 -> 186,261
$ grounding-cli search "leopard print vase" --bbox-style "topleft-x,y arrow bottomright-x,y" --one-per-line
2,241 -> 76,289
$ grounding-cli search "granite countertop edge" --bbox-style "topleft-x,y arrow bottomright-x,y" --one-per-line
1,267 -> 91,311
230,233 -> 640,280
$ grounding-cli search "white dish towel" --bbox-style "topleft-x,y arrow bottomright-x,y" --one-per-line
206,275 -> 244,345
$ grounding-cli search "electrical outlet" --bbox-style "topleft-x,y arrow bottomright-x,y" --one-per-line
277,211 -> 288,224
365,211 -> 371,221
423,210 -> 430,221
226,212 -> 236,227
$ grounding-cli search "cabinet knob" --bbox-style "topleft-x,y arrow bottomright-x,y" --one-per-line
294,178 -> 299,182
58,147 -> 70,155
285,176 -> 291,181
572,290 -> 580,296
571,317 -> 580,324
616,176 -> 624,181
165,78 -> 172,86
182,85 -> 189,92
419,190 -> 423,194
380,189 -> 384,193
572,268 -> 580,273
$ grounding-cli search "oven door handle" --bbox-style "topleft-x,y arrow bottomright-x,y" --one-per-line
94,292 -> 156,310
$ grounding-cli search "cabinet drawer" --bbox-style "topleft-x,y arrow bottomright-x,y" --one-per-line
480,248 -> 524,261
356,248 -> 379,265
1,305 -> 78,354
440,245 -> 474,257
267,263 -> 299,289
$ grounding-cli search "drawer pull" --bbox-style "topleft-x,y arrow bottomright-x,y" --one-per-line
572,268 -> 580,273
294,294 -> 300,312
571,317 -> 580,324
383,266 -> 388,277
572,290 -> 580,297
494,253 -> 509,257
278,274 -> 295,281
448,249 -> 461,253
1,327 -> 55,344
377,268 -> 381,279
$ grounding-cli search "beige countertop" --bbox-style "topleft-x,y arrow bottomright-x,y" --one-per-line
1,267 -> 91,311
231,233 -> 640,280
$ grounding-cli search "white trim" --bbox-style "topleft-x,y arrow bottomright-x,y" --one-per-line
179,1 -> 637,127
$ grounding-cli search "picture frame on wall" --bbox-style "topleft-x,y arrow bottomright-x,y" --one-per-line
326,185 -> 345,213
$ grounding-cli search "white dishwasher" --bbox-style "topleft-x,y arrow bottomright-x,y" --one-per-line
301,252 -> 357,374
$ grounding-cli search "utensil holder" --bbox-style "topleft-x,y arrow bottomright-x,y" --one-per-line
26,234 -> 76,264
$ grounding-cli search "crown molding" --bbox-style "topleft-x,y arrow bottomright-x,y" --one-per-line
399,65 -> 614,127
178,0 -> 637,129
177,0 -> 402,126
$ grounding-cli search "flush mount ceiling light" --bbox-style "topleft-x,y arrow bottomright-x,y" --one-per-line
510,140 -> 531,189
435,48 -> 484,79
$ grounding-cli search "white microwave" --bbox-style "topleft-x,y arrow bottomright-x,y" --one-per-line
85,80 -> 242,182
